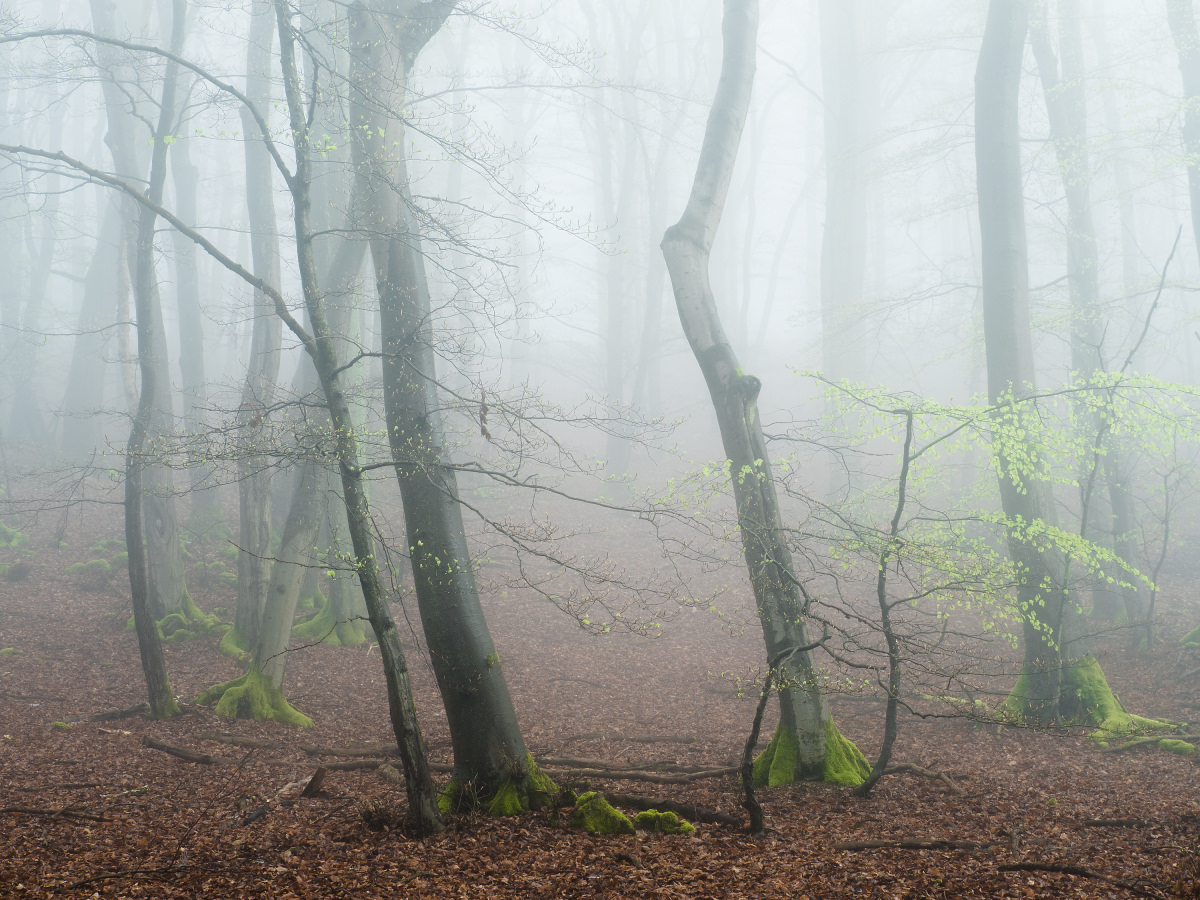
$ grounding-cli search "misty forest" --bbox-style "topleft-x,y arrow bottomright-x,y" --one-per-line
4,0 -> 1200,896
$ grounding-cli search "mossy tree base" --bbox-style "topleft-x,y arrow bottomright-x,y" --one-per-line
634,810 -> 695,835
292,595 -> 365,647
1001,656 -> 1168,740
438,754 -> 557,816
194,667 -> 313,727
1182,624 -> 1200,647
218,624 -> 251,659
752,717 -> 871,787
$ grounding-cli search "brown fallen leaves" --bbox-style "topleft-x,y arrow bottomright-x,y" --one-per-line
1,512 -> 1199,898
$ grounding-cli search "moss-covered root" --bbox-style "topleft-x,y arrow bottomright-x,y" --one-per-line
1001,656 -> 1169,741
291,595 -> 365,647
752,717 -> 871,788
128,595 -> 222,644
571,792 -> 634,835
634,810 -> 695,836
438,755 -> 558,816
218,624 -> 251,659
194,668 -> 313,727
1182,624 -> 1200,647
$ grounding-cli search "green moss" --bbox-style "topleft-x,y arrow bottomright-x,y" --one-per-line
1182,624 -> 1200,647
633,810 -> 695,835
49,721 -> 72,731
67,558 -> 111,588
1113,606 -> 1130,627
218,572 -> 238,587
1003,657 -> 1169,740
571,792 -> 633,835
0,522 -> 27,549
441,754 -> 558,816
111,551 -> 128,568
752,717 -> 869,787
91,539 -> 125,555
0,647 -> 16,655
218,624 -> 251,659
1158,739 -> 1195,755
194,667 -> 313,727
292,596 -> 344,645
821,716 -> 872,786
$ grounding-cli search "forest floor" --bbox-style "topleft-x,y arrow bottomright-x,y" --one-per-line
2,509 -> 1200,899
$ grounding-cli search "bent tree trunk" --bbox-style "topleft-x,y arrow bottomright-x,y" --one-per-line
975,0 -> 1152,733
660,0 -> 868,787
350,0 -> 551,815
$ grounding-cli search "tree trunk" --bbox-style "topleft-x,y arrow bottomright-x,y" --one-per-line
661,0 -> 868,787
230,0 -> 284,654
350,0 -> 550,815
1167,0 -> 1200,264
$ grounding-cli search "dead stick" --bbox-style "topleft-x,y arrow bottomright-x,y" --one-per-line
883,763 -> 966,795
142,736 -> 225,764
2,806 -> 107,822
837,839 -> 995,851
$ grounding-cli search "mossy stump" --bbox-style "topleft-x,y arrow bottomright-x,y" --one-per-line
194,668 -> 312,727
571,792 -> 634,835
634,810 -> 695,835
752,717 -> 871,787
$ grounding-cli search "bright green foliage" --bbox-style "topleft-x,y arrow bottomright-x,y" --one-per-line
1001,656 -> 1169,740
194,667 -> 313,727
752,718 -> 869,787
1158,739 -> 1195,755
292,595 -> 365,647
571,792 -> 634,835
1182,624 -> 1200,647
218,624 -> 251,659
633,810 -> 695,835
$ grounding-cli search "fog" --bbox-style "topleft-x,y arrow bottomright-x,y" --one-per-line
1,0 -> 1199,884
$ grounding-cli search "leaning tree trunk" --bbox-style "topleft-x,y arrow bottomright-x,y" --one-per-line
350,0 -> 552,815
661,0 -> 869,787
1168,0 -> 1200,265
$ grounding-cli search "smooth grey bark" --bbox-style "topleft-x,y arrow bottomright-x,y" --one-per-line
61,197 -> 121,460
169,117 -> 221,531
976,0 -> 1089,723
91,0 -> 189,619
351,0 -> 544,809
661,0 -> 865,785
1029,0 -> 1136,624
125,0 -> 189,719
231,0 -> 283,652
818,0 -> 869,388
1167,0 -> 1200,264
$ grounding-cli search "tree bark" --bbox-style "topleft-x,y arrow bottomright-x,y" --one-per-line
350,0 -> 548,813
1167,0 -> 1200,264
661,0 -> 867,787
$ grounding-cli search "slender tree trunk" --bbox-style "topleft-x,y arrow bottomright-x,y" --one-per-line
230,0 -> 284,653
1167,0 -> 1200,264
351,0 -> 549,814
124,0 -> 189,718
661,0 -> 868,787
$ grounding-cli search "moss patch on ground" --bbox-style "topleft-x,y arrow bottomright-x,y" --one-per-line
1158,739 -> 1195,755
633,810 -> 695,835
752,716 -> 870,787
1001,656 -> 1169,741
194,667 -> 312,727
571,792 -> 634,835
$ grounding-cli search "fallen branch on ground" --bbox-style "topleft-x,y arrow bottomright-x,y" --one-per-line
543,765 -> 735,785
201,732 -> 283,750
141,736 -> 225,764
884,763 -> 966,795
999,861 -> 1165,898
2,806 -> 107,822
91,703 -> 149,721
1083,819 -> 1148,828
836,839 -> 997,852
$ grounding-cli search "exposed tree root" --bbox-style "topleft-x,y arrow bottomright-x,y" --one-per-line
602,792 -> 740,826
836,839 -> 999,852
883,763 -> 966,795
